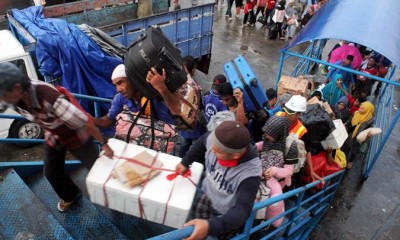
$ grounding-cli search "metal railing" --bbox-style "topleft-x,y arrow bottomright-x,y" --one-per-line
0,93 -> 111,145
149,170 -> 345,240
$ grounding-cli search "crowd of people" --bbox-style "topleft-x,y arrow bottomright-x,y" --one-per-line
0,47 -> 384,239
220,0 -> 328,40
0,1 -> 389,238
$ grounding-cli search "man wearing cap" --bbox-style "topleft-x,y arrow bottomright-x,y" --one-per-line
275,95 -> 325,184
276,95 -> 308,139
93,64 -> 177,128
176,120 -> 261,239
0,62 -> 113,212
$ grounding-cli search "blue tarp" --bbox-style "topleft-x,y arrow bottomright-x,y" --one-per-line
10,6 -> 121,111
284,0 -> 400,68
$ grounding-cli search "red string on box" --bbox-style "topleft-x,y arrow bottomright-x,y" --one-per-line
102,143 -> 129,208
103,148 -> 197,224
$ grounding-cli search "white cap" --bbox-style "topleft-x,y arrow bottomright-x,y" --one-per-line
111,64 -> 126,80
285,95 -> 307,113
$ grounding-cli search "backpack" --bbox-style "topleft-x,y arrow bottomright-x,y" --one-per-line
285,133 -> 307,174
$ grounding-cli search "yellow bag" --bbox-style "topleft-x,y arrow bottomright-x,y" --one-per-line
334,149 -> 347,169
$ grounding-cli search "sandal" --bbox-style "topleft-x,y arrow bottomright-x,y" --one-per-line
57,194 -> 81,212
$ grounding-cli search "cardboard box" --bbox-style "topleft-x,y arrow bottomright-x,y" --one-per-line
86,138 -> 204,228
321,119 -> 348,150
277,75 -> 309,97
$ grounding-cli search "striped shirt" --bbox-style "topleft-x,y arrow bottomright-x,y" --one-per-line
15,80 -> 89,150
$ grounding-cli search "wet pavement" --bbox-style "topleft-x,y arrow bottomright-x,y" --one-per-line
0,1 -> 399,239
206,4 -> 400,240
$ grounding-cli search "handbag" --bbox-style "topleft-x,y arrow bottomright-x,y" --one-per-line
115,100 -> 178,154
287,18 -> 296,25
257,15 -> 268,25
173,74 -> 202,130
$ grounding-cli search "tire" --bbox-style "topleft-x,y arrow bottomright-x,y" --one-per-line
9,119 -> 44,147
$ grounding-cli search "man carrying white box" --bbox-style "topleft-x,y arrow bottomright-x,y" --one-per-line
175,120 -> 262,240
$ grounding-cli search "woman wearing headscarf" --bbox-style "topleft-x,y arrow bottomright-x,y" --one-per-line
256,116 -> 298,227
343,101 -> 375,167
331,96 -> 350,123
321,73 -> 347,105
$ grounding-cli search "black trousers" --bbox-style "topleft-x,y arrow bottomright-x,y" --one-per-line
44,139 -> 98,202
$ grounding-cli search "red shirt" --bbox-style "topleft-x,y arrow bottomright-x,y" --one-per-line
267,0 -> 276,10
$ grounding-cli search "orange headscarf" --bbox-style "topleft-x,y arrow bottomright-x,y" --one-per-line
351,101 -> 375,138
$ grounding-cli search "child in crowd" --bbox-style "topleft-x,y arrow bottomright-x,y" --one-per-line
217,82 -> 249,125
243,0 -> 256,27
202,74 -> 229,123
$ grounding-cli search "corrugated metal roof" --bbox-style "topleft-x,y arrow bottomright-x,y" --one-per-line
283,0 -> 400,67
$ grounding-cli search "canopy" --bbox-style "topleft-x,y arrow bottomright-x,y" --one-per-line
283,0 -> 400,68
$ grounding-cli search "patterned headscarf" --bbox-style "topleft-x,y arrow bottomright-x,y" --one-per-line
262,116 -> 290,152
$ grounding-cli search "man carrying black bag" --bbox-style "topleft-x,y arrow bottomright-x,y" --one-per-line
93,64 -> 179,130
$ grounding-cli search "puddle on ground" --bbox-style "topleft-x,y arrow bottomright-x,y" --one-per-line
240,45 -> 261,54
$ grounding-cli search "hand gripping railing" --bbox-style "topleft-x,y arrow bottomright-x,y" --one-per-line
149,170 -> 345,240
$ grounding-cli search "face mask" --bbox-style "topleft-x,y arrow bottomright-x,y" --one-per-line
217,158 -> 240,167
217,148 -> 248,168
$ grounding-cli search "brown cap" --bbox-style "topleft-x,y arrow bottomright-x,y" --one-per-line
210,120 -> 250,154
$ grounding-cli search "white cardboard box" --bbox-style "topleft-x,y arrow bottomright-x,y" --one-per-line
321,119 -> 348,150
86,138 -> 203,228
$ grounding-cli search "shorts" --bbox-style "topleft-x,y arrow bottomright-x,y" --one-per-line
235,0 -> 243,7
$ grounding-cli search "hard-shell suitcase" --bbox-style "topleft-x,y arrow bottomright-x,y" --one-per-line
125,27 -> 187,100
224,55 -> 269,115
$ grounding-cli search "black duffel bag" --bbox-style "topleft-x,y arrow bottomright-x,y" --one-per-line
124,27 -> 187,100
257,14 -> 268,25
299,103 -> 336,144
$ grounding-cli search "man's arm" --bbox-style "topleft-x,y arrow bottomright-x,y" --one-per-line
84,120 -> 113,157
146,68 -> 181,115
208,177 -> 261,236
53,97 -> 113,157
176,132 -> 209,174
92,116 -> 114,128
93,94 -> 123,128
233,88 -> 249,125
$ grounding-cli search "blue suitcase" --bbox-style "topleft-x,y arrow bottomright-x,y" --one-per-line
224,55 -> 269,115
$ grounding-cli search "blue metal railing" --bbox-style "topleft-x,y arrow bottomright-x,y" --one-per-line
0,93 -> 112,144
1,90 -> 347,239
149,170 -> 345,240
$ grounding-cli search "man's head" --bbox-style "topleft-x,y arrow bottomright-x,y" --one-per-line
344,55 -> 354,66
217,82 -> 237,108
0,62 -> 31,105
367,56 -> 376,68
283,95 -> 307,124
266,88 -> 277,107
278,93 -> 292,107
112,64 -> 141,100
210,120 -> 250,164
212,74 -> 227,93
354,95 -> 367,107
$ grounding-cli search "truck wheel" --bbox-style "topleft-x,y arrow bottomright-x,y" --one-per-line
9,119 -> 44,147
